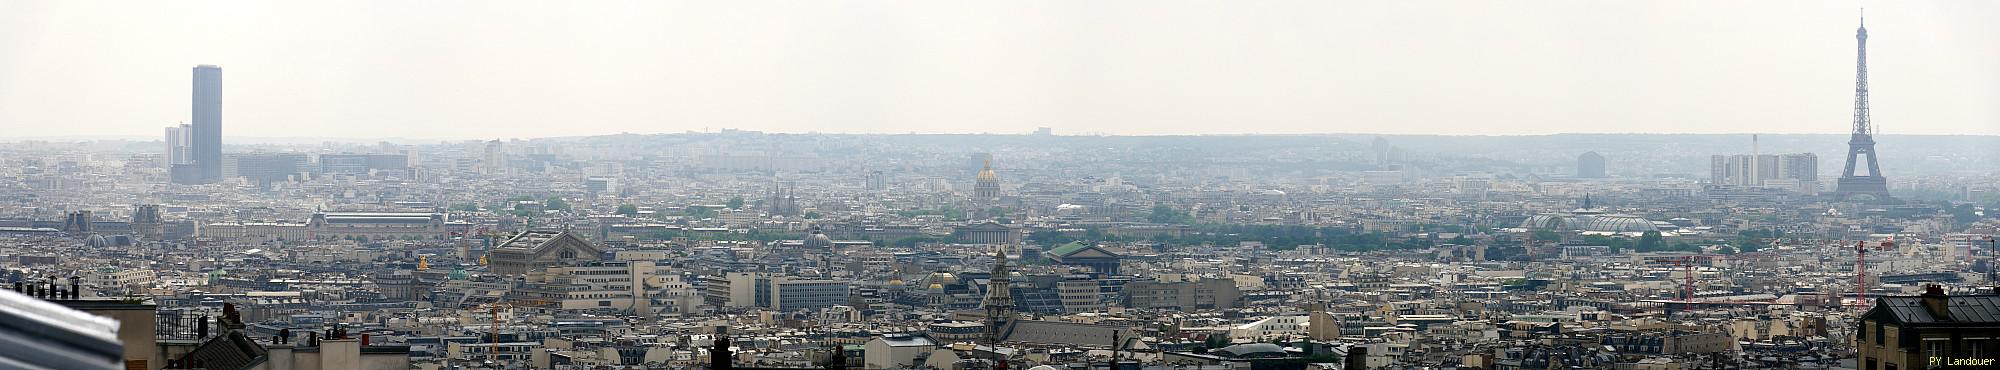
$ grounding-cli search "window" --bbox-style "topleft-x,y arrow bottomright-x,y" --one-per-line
1865,357 -> 1876,370
599,300 -> 611,307
1876,323 -> 1885,345
1925,341 -> 1946,363
1969,339 -> 1986,359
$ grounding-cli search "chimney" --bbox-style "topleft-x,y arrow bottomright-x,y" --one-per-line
1345,346 -> 1369,370
712,326 -> 733,370
1922,284 -> 1952,321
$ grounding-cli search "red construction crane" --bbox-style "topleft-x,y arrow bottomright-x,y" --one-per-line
1680,256 -> 1695,302
1855,238 -> 1896,311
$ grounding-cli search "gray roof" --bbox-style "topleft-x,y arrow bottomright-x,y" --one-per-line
0,290 -> 124,370
1000,320 -> 1136,348
877,334 -> 939,347
1871,295 -> 2000,324
1215,343 -> 1287,358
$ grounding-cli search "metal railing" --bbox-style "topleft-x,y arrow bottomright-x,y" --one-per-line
156,311 -> 216,341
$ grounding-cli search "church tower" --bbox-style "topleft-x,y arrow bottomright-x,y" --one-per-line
983,246 -> 1015,348
974,158 -> 1001,199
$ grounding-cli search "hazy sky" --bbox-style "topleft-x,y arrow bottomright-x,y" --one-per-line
1,1 -> 1994,139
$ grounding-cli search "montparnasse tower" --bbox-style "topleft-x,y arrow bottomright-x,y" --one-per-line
974,158 -> 1001,199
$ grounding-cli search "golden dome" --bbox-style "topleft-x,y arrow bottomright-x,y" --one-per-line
976,159 -> 998,182
924,271 -> 960,286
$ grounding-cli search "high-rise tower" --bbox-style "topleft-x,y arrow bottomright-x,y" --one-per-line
1835,15 -> 1890,201
1576,152 -> 1605,178
188,65 -> 223,184
164,123 -> 191,169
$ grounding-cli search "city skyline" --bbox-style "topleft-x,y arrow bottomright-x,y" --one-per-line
1,1 -> 1996,139
4,2 -> 1999,369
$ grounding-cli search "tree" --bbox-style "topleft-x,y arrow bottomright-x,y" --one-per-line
1029,230 -> 1076,246
1952,204 -> 1983,226
452,203 -> 481,212
616,204 -> 639,216
1531,230 -> 1562,243
727,196 -> 745,210
1637,230 -> 1665,251
684,205 -> 717,219
544,197 -> 571,211
1148,205 -> 1195,225
1202,334 -> 1230,351
892,236 -> 945,247
803,211 -> 822,219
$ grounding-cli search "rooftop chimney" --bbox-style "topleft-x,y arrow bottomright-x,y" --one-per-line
1922,284 -> 1952,321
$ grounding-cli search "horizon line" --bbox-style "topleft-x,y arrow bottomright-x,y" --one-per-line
4,131 -> 1998,143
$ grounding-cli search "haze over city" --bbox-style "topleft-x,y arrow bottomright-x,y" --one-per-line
2,1 -> 1997,138
4,2 -> 2000,370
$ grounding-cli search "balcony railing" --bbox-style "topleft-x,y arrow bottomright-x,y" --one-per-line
156,311 -> 216,341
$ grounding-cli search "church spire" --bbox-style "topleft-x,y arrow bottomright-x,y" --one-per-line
984,246 -> 1015,368
984,246 -> 1013,309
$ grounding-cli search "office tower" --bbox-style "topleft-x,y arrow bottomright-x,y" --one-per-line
232,153 -> 309,185
1372,137 -> 1391,166
163,124 -> 191,169
482,140 -> 505,175
1710,153 -> 1818,192
1779,153 -> 1818,183
865,170 -> 887,191
319,154 -> 410,175
1576,152 -> 1606,178
1835,17 -> 1890,200
186,65 -> 223,184
1775,153 -> 1821,195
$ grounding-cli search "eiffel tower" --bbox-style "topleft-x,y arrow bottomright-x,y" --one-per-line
1835,13 -> 1890,201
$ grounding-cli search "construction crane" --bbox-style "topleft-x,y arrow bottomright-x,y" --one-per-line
1854,238 -> 1896,311
479,302 -> 512,366
1680,256 -> 1695,302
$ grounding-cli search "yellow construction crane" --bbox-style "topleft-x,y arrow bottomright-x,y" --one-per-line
477,302 -> 512,366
